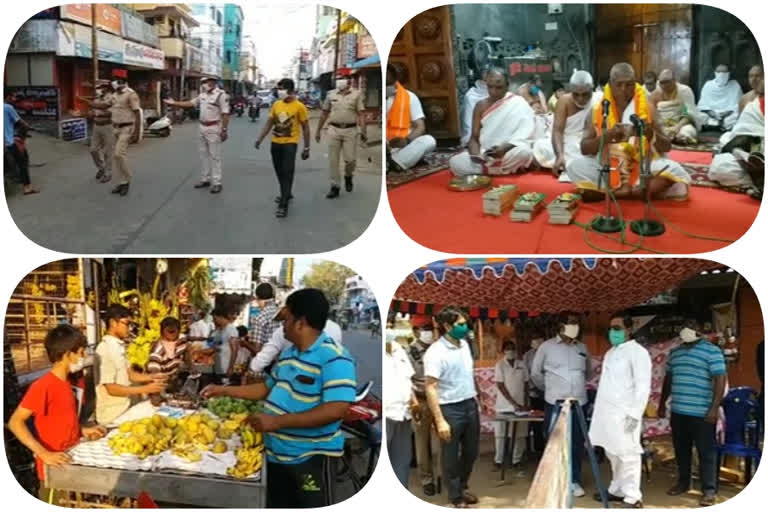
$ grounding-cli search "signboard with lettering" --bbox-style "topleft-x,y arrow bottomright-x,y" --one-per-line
69,23 -> 124,64
10,20 -> 58,53
209,258 -> 252,295
356,34 -> 377,60
124,41 -> 165,70
8,86 -> 60,120
186,45 -> 203,73
121,10 -> 145,43
60,4 -> 122,35
59,117 -> 88,142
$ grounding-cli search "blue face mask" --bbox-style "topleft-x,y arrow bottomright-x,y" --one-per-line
449,323 -> 470,340
609,328 -> 627,346
530,85 -> 541,95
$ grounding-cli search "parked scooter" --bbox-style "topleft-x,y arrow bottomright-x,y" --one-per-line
145,111 -> 172,137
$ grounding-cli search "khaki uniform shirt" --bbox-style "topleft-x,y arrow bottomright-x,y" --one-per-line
110,87 -> 140,124
193,88 -> 230,123
93,93 -> 114,120
95,334 -> 133,425
323,88 -> 364,125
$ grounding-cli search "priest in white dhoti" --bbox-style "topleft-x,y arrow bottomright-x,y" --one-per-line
385,64 -> 437,172
589,313 -> 652,508
698,64 -> 743,130
709,79 -> 764,198
567,63 -> 691,201
450,69 -> 535,176
650,69 -> 703,145
460,71 -> 489,146
533,70 -> 595,181
739,65 -> 763,113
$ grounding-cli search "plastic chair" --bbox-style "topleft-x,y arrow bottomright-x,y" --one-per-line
717,387 -> 762,489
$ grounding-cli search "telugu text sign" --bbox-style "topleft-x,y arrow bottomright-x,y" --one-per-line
8,86 -> 60,120
123,41 -> 165,70
60,4 -> 123,35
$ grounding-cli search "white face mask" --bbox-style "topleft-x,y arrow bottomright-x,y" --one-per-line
563,324 -> 580,339
277,89 -> 288,99
419,330 -> 434,344
69,357 -> 85,373
205,83 -> 215,92
336,79 -> 348,90
680,327 -> 698,343
714,72 -> 730,86
386,85 -> 396,98
504,350 -> 515,359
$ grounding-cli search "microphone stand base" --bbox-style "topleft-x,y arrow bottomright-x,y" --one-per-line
630,219 -> 665,237
591,216 -> 624,233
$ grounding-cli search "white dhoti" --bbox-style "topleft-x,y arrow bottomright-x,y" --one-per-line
606,451 -> 643,505
493,420 -> 527,465
533,101 -> 592,180
450,92 -> 535,176
709,97 -> 764,188
709,153 -> 753,187
566,155 -> 691,199
391,135 -> 437,170
658,97 -> 699,143
450,144 -> 533,176
698,79 -> 743,131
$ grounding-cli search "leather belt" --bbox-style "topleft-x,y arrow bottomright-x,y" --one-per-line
113,122 -> 134,128
94,119 -> 112,126
200,120 -> 219,126
330,122 -> 356,129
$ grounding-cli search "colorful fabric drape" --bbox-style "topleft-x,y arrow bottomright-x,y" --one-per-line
386,81 -> 411,141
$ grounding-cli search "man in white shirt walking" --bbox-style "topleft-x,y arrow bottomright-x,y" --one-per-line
385,334 -> 417,488
494,339 -> 529,469
424,307 -> 480,508
589,313 -> 651,508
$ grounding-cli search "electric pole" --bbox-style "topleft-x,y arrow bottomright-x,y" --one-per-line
91,4 -> 99,90
332,8 -> 341,89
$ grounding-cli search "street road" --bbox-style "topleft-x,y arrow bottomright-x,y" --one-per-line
6,115 -> 381,253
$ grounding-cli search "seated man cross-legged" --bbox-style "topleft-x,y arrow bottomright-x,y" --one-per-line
651,69 -> 703,145
567,63 -> 691,202
450,68 -> 535,176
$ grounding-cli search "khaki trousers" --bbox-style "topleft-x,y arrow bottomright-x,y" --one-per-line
327,125 -> 357,187
199,124 -> 223,186
412,400 -> 441,486
113,125 -> 134,184
90,123 -> 114,174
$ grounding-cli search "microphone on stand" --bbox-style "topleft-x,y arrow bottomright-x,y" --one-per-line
629,113 -> 665,236
591,98 -> 624,234
602,99 -> 611,120
629,114 -> 644,131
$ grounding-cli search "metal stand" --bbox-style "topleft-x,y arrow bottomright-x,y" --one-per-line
592,110 -> 624,234
630,120 -> 666,236
549,399 -> 610,509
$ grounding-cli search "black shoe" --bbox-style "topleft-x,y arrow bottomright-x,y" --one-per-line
119,183 -> 129,196
194,181 -> 211,189
326,186 -> 341,199
423,483 -> 436,496
666,484 -> 690,496
275,204 -> 288,218
111,184 -> 125,194
274,195 -> 294,204
210,185 -> 222,194
593,492 -> 624,502
95,169 -> 104,181
699,493 -> 717,507
387,154 -> 404,173
491,462 -> 502,472
345,176 -> 354,192
100,173 -> 112,183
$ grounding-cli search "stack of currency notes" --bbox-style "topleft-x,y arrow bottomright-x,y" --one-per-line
510,192 -> 546,222
482,185 -> 519,216
547,192 -> 582,225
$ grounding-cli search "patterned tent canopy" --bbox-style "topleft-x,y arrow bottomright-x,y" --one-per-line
395,258 -> 722,313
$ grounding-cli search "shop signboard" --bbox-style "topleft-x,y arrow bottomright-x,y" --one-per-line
10,20 -> 58,53
59,117 -> 88,142
209,258 -> 252,295
356,33 -> 377,59
186,44 -> 203,73
60,4 -> 123,36
143,23 -> 160,49
71,24 -> 124,64
124,41 -> 165,70
8,86 -> 60,120
121,10 -> 145,44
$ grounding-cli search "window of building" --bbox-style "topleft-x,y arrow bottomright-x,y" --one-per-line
236,25 -> 240,37
216,11 -> 222,26
226,51 -> 232,64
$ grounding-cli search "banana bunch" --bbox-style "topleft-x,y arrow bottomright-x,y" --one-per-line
227,445 -> 264,479
240,426 -> 262,449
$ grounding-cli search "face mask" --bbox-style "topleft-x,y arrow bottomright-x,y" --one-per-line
336,79 -> 348,90
449,323 -> 469,340
111,81 -> 121,90
563,324 -> 580,339
530,338 -> 542,350
530,85 -> 541,95
504,350 -> 515,359
609,328 -> 627,346
205,83 -> 215,92
680,327 -> 698,343
420,330 -> 434,344
277,89 -> 288,99
69,357 -> 85,373
386,85 -> 396,98
715,72 -> 730,86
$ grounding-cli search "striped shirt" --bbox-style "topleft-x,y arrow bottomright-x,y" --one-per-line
263,332 -> 357,465
251,300 -> 280,346
147,339 -> 189,376
666,339 -> 726,417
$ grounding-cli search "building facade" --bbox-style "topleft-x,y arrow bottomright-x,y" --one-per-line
342,275 -> 377,323
222,4 -> 243,94
189,3 -> 224,82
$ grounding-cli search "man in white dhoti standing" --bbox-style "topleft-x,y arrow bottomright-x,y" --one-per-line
698,64 -> 743,131
650,69 -> 704,145
460,69 -> 490,146
567,63 -> 691,201
709,75 -> 764,199
589,313 -> 652,509
449,69 -> 535,176
533,70 -> 595,180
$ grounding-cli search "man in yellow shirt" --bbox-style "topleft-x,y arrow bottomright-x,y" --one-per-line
255,78 -> 311,218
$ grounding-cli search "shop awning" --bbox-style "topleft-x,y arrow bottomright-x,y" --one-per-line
394,258 -> 722,313
351,55 -> 380,69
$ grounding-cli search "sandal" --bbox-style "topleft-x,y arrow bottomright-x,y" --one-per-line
463,492 -> 478,505
23,187 -> 40,195
275,205 -> 288,218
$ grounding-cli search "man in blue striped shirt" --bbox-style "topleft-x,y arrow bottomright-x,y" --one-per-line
202,288 -> 357,508
658,325 -> 726,506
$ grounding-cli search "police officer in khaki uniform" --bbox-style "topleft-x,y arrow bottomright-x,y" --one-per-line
78,79 -> 115,183
165,77 -> 230,194
316,78 -> 367,198
109,74 -> 142,196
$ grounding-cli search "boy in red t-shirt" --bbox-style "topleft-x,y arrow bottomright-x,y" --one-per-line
8,325 -> 107,492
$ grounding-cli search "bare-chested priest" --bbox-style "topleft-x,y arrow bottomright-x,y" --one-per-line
649,69 -> 702,145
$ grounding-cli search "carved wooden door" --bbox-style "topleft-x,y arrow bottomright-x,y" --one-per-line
389,6 -> 460,141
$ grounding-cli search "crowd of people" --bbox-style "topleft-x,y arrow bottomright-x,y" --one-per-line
385,61 -> 764,200
7,285 -> 357,508
384,306 -> 751,509
4,71 -> 372,218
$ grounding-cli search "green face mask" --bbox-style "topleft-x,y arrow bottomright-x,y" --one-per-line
609,328 -> 627,346
449,323 -> 469,340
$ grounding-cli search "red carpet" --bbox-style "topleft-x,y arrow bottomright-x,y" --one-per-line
667,150 -> 714,165
388,170 -> 760,254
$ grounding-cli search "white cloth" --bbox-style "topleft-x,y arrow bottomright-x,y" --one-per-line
423,336 -> 477,405
248,324 -> 342,374
606,451 -> 643,504
533,98 -> 593,169
199,124 -> 223,186
494,358 -> 528,412
212,323 -> 238,374
494,423 -> 527,465
698,78 -> 743,130
95,334 -> 132,425
189,319 -> 212,339
391,135 -> 437,170
531,335 -> 591,406
589,340 -> 652,456
324,319 -> 343,346
532,113 -> 554,141
449,145 -> 533,176
672,82 -> 705,131
384,342 -> 416,421
386,90 -> 425,121
460,81 -> 489,146
709,98 -> 764,187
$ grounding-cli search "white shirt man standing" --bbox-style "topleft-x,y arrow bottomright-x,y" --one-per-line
493,339 -> 529,469
385,335 -> 417,488
589,313 -> 652,508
